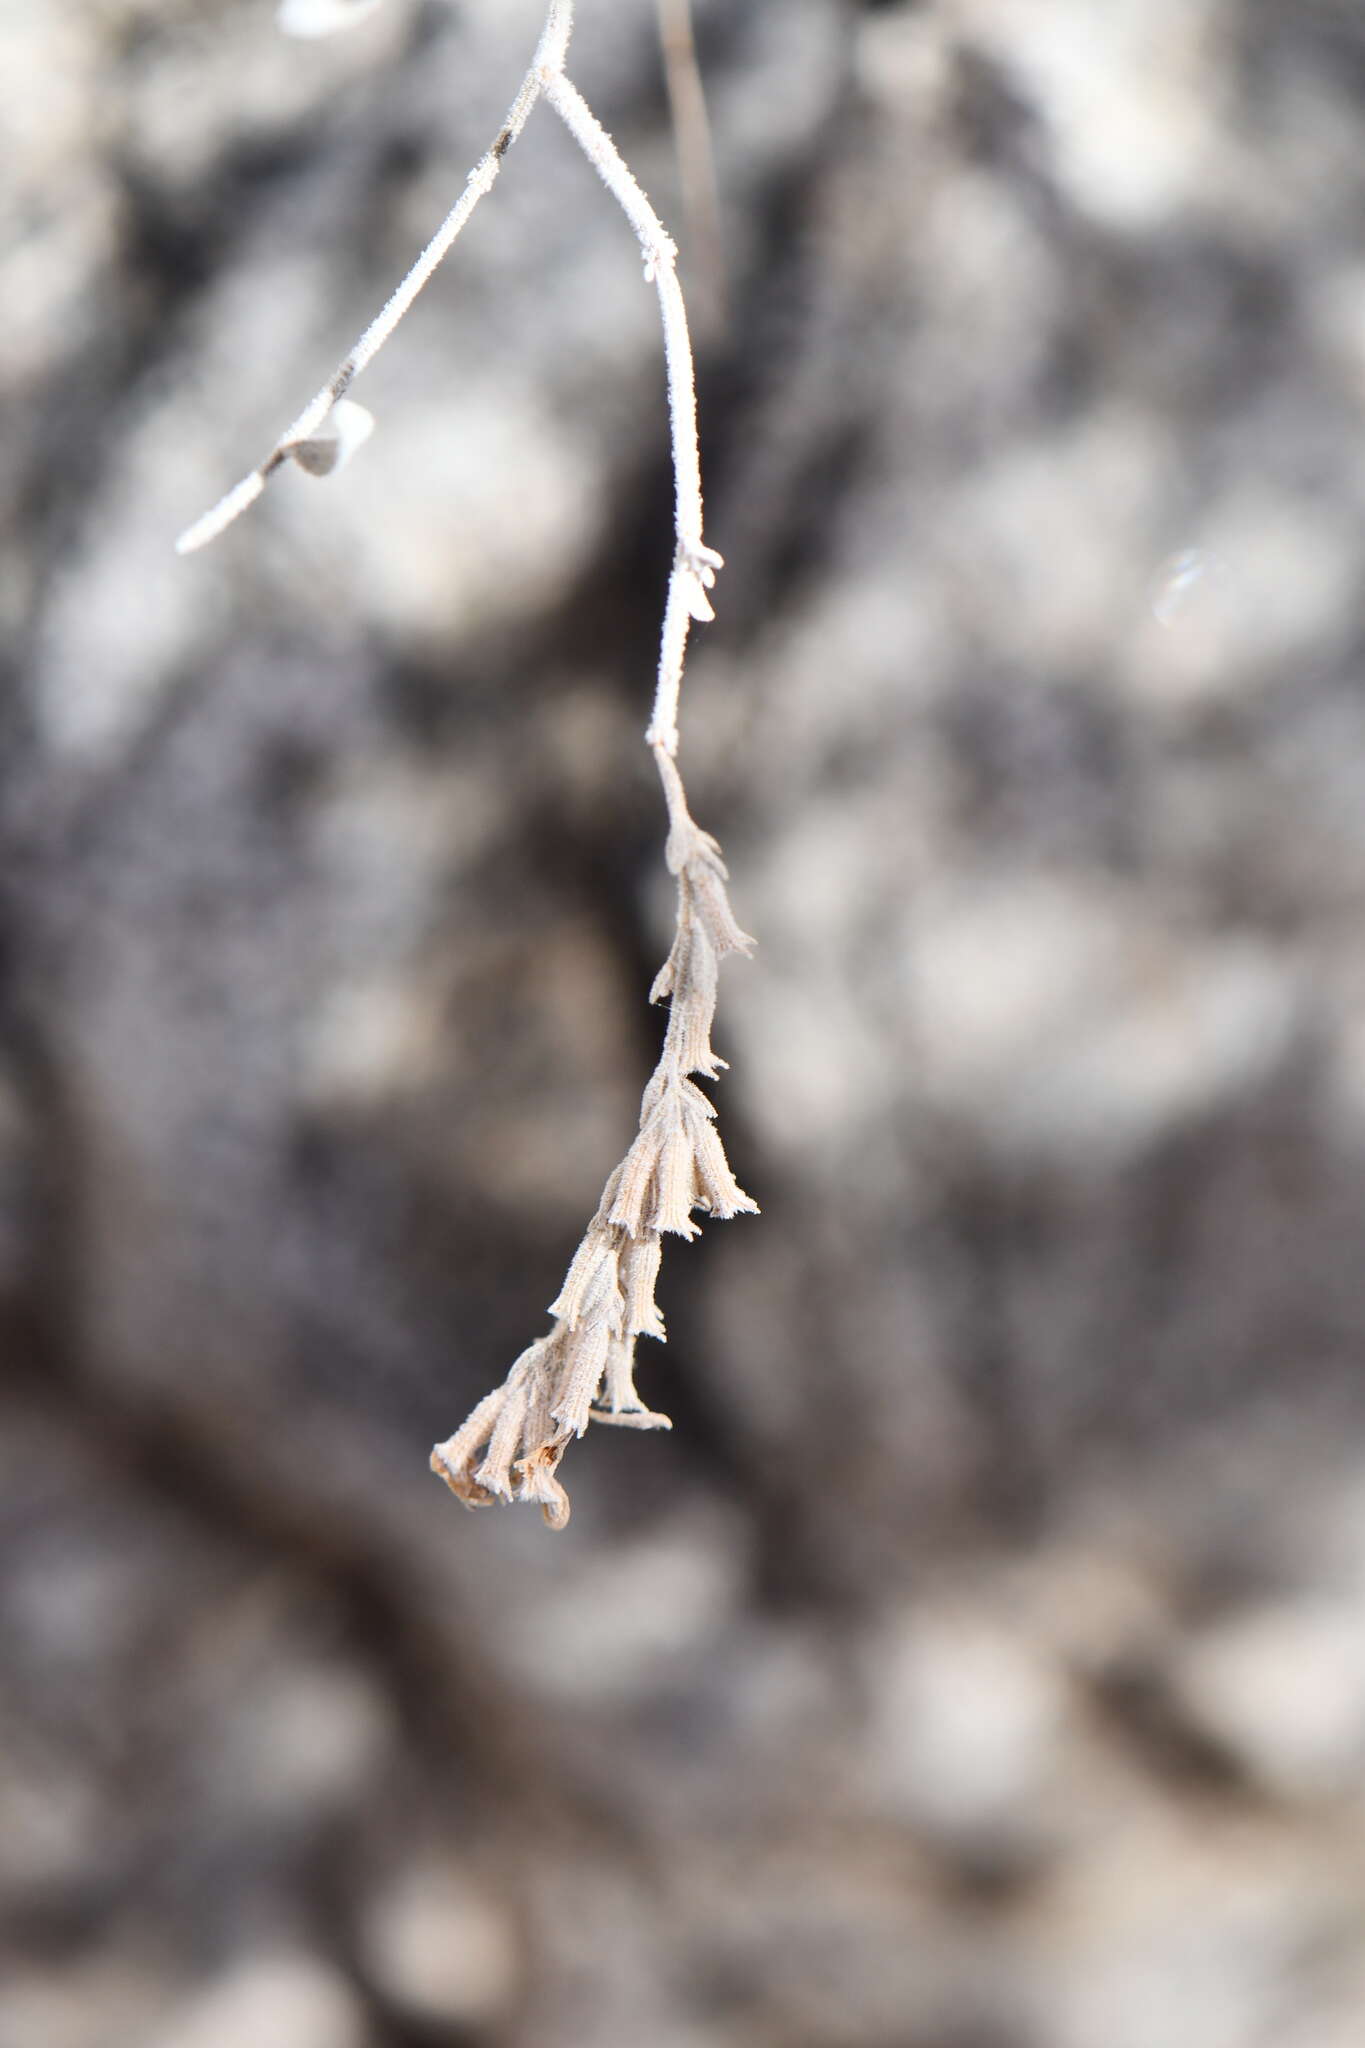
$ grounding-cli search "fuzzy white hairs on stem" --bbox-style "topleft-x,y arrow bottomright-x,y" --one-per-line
178,0 -> 755,1529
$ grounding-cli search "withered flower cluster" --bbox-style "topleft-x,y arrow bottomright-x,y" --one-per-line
430,753 -> 755,1528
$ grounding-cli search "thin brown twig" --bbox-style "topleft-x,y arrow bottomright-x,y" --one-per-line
656,0 -> 727,338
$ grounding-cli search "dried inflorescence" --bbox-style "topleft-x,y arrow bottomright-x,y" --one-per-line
431,757 -> 755,1528
177,0 -> 754,1529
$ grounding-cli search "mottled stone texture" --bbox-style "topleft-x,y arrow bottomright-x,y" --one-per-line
8,2 -> 1365,2044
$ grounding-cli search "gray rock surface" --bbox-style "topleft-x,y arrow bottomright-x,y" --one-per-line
7,2 -> 1365,2044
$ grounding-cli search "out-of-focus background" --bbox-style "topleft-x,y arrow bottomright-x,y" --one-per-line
7,0 -> 1365,2042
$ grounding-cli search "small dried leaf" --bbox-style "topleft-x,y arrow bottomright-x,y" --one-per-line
684,572 -> 715,624
287,399 -> 375,476
677,539 -> 723,624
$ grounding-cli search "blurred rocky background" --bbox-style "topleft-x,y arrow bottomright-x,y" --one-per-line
7,0 -> 1365,2042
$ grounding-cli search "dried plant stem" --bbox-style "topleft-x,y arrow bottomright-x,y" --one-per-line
175,0 -> 752,1529
656,0 -> 726,336
542,72 -> 719,755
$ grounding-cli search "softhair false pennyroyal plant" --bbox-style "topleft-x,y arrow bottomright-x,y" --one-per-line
176,0 -> 756,1529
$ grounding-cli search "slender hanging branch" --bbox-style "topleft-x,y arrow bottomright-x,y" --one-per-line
177,0 -> 755,1529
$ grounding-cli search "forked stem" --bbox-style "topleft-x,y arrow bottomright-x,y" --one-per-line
175,0 -> 577,554
175,0 -> 721,768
